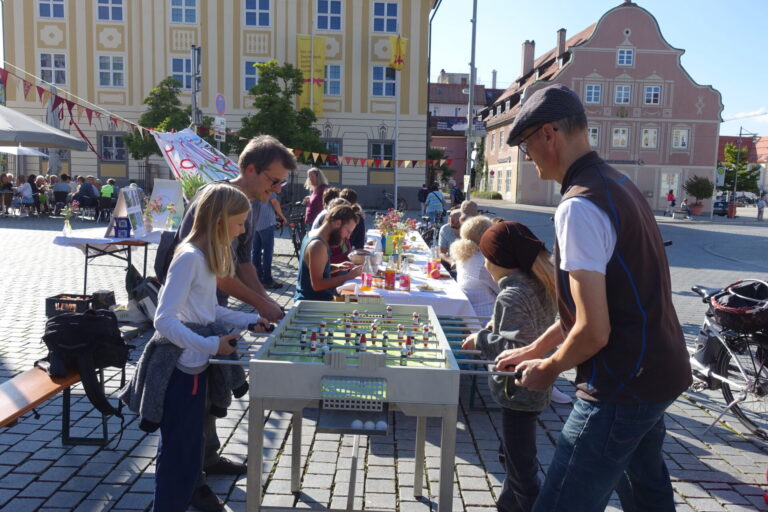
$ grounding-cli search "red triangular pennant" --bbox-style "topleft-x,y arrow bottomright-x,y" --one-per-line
344,156 -> 351,165
86,108 -> 94,124
0,69 -> 8,90
22,80 -> 33,99
51,95 -> 64,112
294,149 -> 302,157
375,159 -> 381,168
36,86 -> 45,102
65,99 -> 75,116
445,159 -> 453,167
397,160 -> 403,167
110,116 -> 119,128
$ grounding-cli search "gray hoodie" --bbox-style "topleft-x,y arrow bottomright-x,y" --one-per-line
475,272 -> 556,411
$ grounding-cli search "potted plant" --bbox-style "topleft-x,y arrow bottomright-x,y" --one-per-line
683,175 -> 714,216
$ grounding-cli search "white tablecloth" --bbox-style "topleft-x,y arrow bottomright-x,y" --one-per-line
345,230 -> 478,318
53,227 -> 162,253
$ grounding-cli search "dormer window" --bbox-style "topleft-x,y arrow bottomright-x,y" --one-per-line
617,48 -> 634,66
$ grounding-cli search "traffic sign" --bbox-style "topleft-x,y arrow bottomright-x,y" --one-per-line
215,93 -> 226,115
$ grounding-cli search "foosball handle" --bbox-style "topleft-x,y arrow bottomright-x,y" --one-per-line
228,338 -> 238,347
267,323 -> 275,332
512,369 -> 523,381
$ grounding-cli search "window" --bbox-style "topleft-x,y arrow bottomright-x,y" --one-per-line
170,0 -> 196,24
98,56 -> 124,87
373,1 -> 397,33
585,84 -> 601,104
672,129 -> 689,149
372,66 -> 395,97
612,127 -> 629,148
244,61 -> 260,92
245,0 -> 269,27
324,64 -> 341,96
641,128 -> 657,148
101,134 -> 126,161
97,0 -> 123,21
40,53 -> 66,85
617,48 -> 634,66
614,85 -> 631,104
321,140 -> 342,167
317,0 -> 341,30
39,0 -> 64,18
588,127 -> 599,147
172,58 -> 192,89
499,130 -> 505,151
644,85 -> 661,105
490,132 -> 495,152
505,169 -> 511,193
369,141 -> 394,168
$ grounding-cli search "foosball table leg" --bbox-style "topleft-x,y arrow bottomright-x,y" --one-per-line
413,416 -> 427,497
438,406 -> 458,512
291,412 -> 303,493
247,399 -> 265,512
346,434 -> 361,512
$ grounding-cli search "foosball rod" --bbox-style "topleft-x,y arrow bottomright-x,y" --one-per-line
276,330 -> 442,344
294,309 -> 489,322
273,340 -> 444,353
459,369 -> 519,377
266,349 -> 446,363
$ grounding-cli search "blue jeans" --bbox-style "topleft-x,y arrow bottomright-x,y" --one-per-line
252,225 -> 275,284
533,398 -> 675,512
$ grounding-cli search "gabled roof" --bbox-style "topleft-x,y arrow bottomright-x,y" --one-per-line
483,23 -> 597,128
429,83 -> 487,106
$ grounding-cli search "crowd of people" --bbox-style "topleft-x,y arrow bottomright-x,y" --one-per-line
0,172 -> 121,217
108,85 -> 695,512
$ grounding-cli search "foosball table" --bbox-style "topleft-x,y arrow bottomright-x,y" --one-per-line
236,301 -> 462,512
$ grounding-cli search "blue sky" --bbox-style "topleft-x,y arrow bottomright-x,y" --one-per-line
429,0 -> 766,137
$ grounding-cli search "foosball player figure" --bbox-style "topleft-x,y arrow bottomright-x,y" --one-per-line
422,325 -> 430,348
371,323 -> 378,344
300,328 -> 308,351
309,329 -> 318,352
352,309 -> 360,322
386,305 -> 393,319
382,333 -> 389,348
397,324 -> 404,345
399,346 -> 408,366
359,332 -> 367,352
354,331 -> 361,352
344,322 -> 352,339
412,312 -> 420,328
405,332 -> 413,355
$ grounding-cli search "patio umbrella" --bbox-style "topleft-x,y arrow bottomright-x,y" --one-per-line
0,105 -> 86,151
0,145 -> 49,158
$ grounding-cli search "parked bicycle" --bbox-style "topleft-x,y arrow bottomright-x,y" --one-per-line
282,201 -> 307,262
690,279 -> 768,440
376,189 -> 408,212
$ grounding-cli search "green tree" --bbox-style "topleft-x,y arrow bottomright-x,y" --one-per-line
199,115 -> 240,156
238,60 -> 325,156
426,147 -> 454,184
720,143 -> 761,194
124,77 -> 190,162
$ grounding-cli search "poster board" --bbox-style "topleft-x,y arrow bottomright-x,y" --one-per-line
146,179 -> 184,231
105,186 -> 145,238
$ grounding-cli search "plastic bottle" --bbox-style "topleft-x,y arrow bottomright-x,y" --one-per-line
384,257 -> 396,290
399,259 -> 411,291
360,256 -> 374,291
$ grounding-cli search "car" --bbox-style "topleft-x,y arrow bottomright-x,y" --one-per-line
712,200 -> 728,216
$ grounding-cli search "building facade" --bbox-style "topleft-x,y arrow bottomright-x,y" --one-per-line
2,0 -> 433,205
482,1 -> 723,212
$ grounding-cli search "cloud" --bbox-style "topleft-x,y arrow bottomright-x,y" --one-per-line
723,107 -> 768,122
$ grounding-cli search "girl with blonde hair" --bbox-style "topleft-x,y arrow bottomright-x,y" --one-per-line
122,183 -> 269,511
449,215 -> 499,322
462,221 -> 556,512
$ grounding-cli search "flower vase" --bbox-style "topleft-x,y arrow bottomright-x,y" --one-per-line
62,219 -> 73,237
383,234 -> 394,255
144,216 -> 154,232
165,215 -> 175,231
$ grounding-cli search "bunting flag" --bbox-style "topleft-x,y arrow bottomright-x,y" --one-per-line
36,85 -> 45,102
86,107 -> 94,125
0,68 -> 8,90
388,35 -> 408,71
344,156 -> 351,165
312,152 -> 319,162
70,119 -> 101,159
320,154 -> 328,164
51,95 -> 64,112
22,80 -> 33,99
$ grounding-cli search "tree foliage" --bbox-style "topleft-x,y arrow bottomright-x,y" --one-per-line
720,143 -> 761,194
427,147 -> 454,184
124,77 -> 190,162
238,60 -> 325,155
683,175 -> 714,205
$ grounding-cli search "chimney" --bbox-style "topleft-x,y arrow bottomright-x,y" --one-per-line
556,28 -> 566,57
521,40 -> 535,77
492,69 -> 497,89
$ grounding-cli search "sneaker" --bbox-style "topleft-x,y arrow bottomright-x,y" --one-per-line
551,386 -> 572,404
190,485 -> 224,512
264,280 -> 284,290
204,456 -> 247,475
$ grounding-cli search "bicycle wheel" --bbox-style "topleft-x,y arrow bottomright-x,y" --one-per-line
716,337 -> 768,440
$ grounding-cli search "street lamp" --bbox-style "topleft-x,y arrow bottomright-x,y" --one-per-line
732,126 -> 758,205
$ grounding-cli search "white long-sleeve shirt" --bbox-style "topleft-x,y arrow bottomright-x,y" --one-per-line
154,243 -> 259,368
456,251 -> 499,322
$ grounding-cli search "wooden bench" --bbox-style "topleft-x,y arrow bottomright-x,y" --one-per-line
0,366 -> 116,446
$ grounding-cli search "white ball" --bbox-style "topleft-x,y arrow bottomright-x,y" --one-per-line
376,420 -> 387,431
364,420 -> 375,430
351,419 -> 363,429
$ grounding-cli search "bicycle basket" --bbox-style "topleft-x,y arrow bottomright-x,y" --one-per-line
710,279 -> 768,333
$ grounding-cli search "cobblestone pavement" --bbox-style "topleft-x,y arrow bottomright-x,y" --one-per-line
1,207 -> 767,511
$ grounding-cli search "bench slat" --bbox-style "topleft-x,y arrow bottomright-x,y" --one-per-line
0,367 -> 80,427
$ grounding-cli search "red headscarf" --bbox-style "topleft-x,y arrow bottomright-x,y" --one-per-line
478,221 -> 544,273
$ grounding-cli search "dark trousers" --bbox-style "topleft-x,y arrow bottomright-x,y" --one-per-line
195,383 -> 223,490
252,225 -> 276,284
497,408 -> 541,512
154,369 -> 207,512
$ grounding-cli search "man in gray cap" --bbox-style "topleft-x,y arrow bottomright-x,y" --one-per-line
495,84 -> 690,512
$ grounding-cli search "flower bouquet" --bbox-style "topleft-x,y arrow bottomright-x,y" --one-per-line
375,209 -> 417,254
61,200 -> 79,236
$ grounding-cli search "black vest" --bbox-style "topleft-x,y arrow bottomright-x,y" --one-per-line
554,152 -> 691,404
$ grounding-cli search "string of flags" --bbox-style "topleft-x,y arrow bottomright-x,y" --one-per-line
0,66 -> 452,169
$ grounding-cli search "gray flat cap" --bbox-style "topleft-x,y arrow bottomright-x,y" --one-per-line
506,84 -> 584,146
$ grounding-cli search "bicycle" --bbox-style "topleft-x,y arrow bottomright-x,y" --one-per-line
417,210 -> 444,247
690,279 -> 768,440
282,201 -> 307,262
376,189 -> 408,212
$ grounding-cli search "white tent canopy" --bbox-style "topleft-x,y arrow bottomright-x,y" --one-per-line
0,105 -> 87,151
0,145 -> 49,158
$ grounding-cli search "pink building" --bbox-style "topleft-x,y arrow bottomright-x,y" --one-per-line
482,0 -> 723,211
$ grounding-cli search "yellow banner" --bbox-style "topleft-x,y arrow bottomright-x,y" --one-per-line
297,35 -> 325,116
388,35 -> 408,71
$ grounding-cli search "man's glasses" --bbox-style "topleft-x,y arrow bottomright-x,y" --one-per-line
263,171 -> 287,188
518,125 -> 545,156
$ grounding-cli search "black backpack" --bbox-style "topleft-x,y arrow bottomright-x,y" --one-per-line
417,188 -> 428,203
38,309 -> 128,418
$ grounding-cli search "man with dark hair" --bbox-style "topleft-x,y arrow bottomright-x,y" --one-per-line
295,204 -> 362,301
495,84 -> 690,512
172,134 -> 297,512
73,175 -> 98,207
310,186 -> 342,229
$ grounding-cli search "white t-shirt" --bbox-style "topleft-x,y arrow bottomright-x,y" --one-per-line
554,197 -> 617,274
155,243 -> 259,368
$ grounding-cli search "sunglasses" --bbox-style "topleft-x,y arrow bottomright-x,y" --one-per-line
263,170 -> 287,188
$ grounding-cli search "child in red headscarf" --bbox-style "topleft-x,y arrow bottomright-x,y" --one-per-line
462,221 -> 557,512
